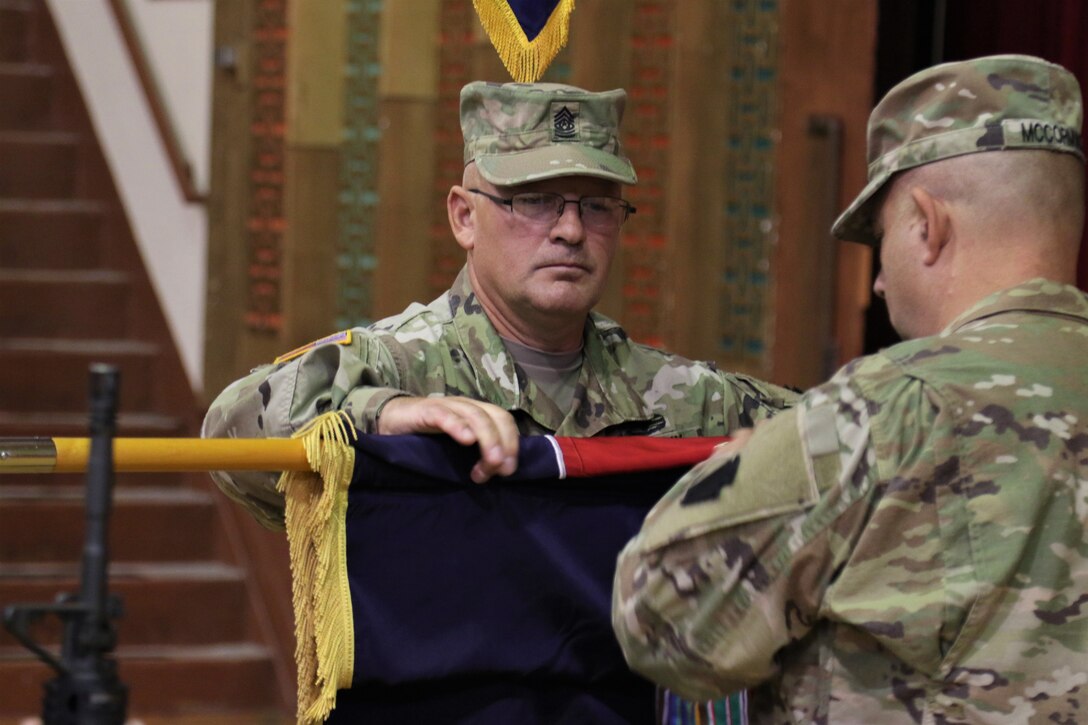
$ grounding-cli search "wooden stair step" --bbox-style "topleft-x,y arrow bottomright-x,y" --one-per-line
0,561 -> 249,648
0,338 -> 160,413
0,269 -> 131,338
0,642 -> 279,715
0,199 -> 106,268
0,2 -> 32,64
0,485 -> 219,563
0,63 -> 52,129
0,470 -> 194,490
0,131 -> 80,198
0,410 -> 188,438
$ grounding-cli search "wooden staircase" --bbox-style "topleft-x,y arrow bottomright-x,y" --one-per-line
0,1 -> 291,720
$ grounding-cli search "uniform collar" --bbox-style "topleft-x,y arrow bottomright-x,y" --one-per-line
942,278 -> 1088,336
447,266 -> 655,434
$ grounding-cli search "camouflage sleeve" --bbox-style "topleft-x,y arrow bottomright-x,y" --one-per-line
201,331 -> 408,529
612,361 -> 908,701
721,371 -> 800,428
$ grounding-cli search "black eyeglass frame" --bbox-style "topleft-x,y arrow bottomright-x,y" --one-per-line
467,188 -> 637,227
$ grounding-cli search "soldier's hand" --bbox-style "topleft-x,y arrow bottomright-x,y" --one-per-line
377,396 -> 519,483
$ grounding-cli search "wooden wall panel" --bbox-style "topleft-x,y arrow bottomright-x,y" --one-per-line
378,0 -> 440,98
282,146 -> 341,345
566,0 -> 632,87
286,2 -> 345,146
282,1 -> 345,345
666,2 -> 730,364
205,0 -> 265,399
373,0 -> 439,316
772,0 -> 877,388
375,98 -> 437,317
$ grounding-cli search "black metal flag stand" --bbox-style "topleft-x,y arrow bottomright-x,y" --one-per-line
3,364 -> 129,724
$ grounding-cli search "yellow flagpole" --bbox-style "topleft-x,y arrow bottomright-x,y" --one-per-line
1,410 -> 358,725
0,437 -> 311,474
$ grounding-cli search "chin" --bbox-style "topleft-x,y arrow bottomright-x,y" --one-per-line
889,319 -> 919,341
539,299 -> 595,317
528,291 -> 598,318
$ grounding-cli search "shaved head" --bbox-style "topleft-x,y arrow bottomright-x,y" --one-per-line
872,149 -> 1085,338
896,150 -> 1084,257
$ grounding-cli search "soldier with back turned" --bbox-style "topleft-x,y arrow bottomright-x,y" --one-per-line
614,54 -> 1088,723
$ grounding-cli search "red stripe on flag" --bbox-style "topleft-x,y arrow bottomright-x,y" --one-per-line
555,436 -> 729,478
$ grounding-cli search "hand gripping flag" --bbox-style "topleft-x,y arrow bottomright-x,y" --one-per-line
0,412 -> 729,724
472,0 -> 575,82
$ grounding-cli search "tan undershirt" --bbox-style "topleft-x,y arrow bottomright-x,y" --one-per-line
501,337 -> 584,413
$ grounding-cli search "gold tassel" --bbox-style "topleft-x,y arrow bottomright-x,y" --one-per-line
277,411 -> 357,724
472,0 -> 575,83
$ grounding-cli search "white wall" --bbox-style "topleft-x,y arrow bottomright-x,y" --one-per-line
45,0 -> 213,394
123,0 -> 213,194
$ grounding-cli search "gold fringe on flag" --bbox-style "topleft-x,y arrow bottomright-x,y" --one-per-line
472,0 -> 575,83
277,411 -> 358,724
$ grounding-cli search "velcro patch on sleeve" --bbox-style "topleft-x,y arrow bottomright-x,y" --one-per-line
798,403 -> 841,493
273,330 -> 353,365
641,409 -> 819,551
680,455 -> 741,505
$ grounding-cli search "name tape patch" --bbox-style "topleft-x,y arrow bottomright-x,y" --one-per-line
1017,121 -> 1082,151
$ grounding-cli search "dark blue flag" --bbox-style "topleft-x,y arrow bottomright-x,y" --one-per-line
281,419 -> 726,724
471,0 -> 575,82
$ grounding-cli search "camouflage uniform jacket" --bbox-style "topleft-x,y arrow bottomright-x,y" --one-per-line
613,278 -> 1088,724
203,267 -> 796,530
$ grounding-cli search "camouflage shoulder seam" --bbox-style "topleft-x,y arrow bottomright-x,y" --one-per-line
367,330 -> 408,390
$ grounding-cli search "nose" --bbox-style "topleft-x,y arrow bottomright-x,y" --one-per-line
873,268 -> 886,299
550,199 -> 586,245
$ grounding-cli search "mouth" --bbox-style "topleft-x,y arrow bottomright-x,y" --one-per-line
539,261 -> 590,273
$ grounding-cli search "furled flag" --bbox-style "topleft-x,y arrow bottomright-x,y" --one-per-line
280,412 -> 729,724
471,0 -> 575,82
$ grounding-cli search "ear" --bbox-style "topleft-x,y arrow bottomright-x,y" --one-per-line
909,186 -> 951,266
447,185 -> 476,251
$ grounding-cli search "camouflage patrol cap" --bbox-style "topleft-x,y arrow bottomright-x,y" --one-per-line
833,54 -> 1084,245
460,81 -> 638,186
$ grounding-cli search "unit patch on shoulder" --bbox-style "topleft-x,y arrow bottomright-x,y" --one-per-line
639,409 -> 818,552
273,330 -> 352,365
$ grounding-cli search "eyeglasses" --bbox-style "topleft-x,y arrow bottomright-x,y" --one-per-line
468,189 -> 637,232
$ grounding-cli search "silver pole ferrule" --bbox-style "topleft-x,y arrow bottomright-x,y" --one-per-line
0,438 -> 58,473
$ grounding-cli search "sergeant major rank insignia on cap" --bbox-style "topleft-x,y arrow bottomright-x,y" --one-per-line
552,103 -> 578,141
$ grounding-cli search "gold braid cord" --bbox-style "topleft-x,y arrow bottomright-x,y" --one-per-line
472,0 -> 575,82
277,411 -> 358,724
